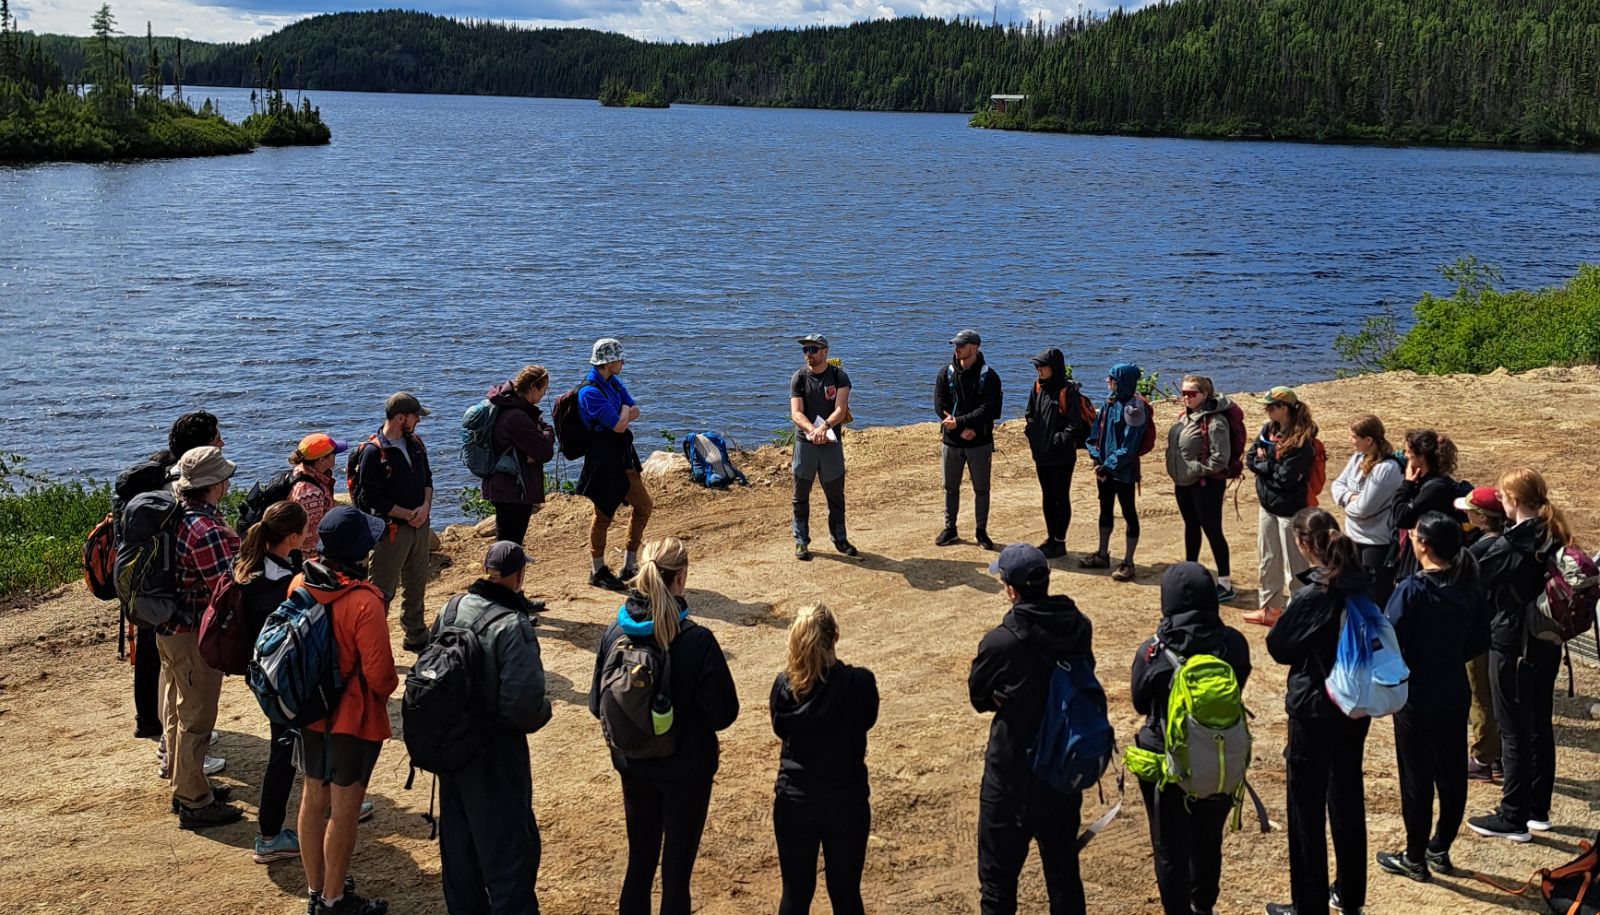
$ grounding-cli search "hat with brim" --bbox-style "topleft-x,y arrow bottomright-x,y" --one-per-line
989,543 -> 1050,589
298,433 -> 348,462
318,506 -> 386,563
1455,485 -> 1505,517
950,329 -> 981,347
386,391 -> 430,418
1261,386 -> 1298,406
174,446 -> 236,490
484,540 -> 529,576
797,333 -> 829,349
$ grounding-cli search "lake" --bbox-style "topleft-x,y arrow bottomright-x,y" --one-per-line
3,89 -> 1597,523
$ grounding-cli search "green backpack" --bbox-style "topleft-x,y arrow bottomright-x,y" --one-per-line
1160,650 -> 1252,801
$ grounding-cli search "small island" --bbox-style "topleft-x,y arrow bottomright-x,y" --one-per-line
0,2 -> 329,163
598,75 -> 669,109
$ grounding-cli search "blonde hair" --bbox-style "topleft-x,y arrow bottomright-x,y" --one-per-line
636,537 -> 688,650
1181,374 -> 1214,400
513,365 -> 549,397
785,604 -> 839,700
1496,467 -> 1576,548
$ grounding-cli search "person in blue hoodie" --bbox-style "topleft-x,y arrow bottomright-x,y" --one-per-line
589,537 -> 739,915
1083,363 -> 1150,582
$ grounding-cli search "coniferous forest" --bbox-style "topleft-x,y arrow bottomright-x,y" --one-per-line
23,0 -> 1600,148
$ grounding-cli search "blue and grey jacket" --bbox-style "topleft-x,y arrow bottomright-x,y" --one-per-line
1087,362 -> 1148,484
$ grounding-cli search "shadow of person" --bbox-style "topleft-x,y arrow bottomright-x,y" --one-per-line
543,668 -> 586,708
536,614 -> 610,653
685,587 -> 786,629
818,550 -> 1002,594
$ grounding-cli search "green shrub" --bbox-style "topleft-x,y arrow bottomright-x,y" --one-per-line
458,485 -> 496,521
0,455 -> 112,598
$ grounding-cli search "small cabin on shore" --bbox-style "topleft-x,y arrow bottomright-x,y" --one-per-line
990,94 -> 1026,114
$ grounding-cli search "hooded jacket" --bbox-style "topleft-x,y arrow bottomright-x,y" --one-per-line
1384,555 -> 1488,712
1165,395 -> 1234,488
1476,518 -> 1560,655
434,578 -> 552,734
1130,563 -> 1252,753
933,351 -> 1003,448
589,592 -> 740,783
1088,363 -> 1149,484
1023,348 -> 1083,467
1265,565 -> 1375,721
481,381 -> 556,506
968,594 -> 1094,790
1248,421 -> 1316,518
770,661 -> 879,803
293,562 -> 399,742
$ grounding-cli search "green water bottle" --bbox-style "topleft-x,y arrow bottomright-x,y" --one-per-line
651,690 -> 674,736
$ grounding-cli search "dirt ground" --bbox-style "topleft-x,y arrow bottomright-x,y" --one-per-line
2,367 -> 1598,915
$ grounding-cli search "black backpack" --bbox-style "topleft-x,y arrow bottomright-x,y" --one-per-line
114,490 -> 185,629
237,469 -> 315,540
552,380 -> 598,460
402,596 -> 516,775
112,460 -> 174,536
596,633 -> 677,759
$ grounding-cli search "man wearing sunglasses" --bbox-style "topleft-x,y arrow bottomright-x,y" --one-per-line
789,333 -> 857,560
934,328 -> 1003,550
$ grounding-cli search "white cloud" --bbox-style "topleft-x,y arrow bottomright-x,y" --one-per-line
17,0 -> 299,41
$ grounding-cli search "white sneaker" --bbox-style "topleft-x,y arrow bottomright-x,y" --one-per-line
209,730 -> 220,746
202,756 -> 226,776
1528,819 -> 1552,832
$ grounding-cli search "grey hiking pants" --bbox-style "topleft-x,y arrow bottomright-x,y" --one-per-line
942,442 -> 993,532
439,730 -> 542,914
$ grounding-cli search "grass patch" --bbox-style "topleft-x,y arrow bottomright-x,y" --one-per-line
0,455 -> 111,599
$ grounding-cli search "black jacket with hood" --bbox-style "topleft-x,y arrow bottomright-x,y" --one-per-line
934,351 -> 1004,448
1476,518 -> 1560,655
1383,555 -> 1488,713
1023,348 -> 1084,468
1248,421 -> 1316,518
968,594 -> 1093,790
1265,565 -> 1375,721
1130,563 -> 1253,754
770,661 -> 879,803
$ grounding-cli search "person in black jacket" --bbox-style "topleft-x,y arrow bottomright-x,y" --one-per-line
1264,508 -> 1372,915
1024,348 -> 1085,559
1388,429 -> 1462,582
1129,562 -> 1252,915
589,538 -> 739,915
969,543 -> 1093,915
1467,468 -> 1571,842
934,329 -> 1004,550
1459,486 -> 1508,781
481,366 -> 557,545
770,604 -> 879,915
353,391 -> 435,651
1375,513 -> 1487,882
1246,387 -> 1321,627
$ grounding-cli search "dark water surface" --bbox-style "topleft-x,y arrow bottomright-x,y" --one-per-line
3,89 -> 1597,522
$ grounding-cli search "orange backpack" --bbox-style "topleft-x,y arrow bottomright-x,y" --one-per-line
1034,380 -> 1097,446
1306,439 -> 1328,507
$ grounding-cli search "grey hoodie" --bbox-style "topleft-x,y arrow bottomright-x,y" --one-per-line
1165,395 -> 1233,487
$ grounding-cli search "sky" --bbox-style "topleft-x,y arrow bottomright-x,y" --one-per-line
13,0 -> 1152,44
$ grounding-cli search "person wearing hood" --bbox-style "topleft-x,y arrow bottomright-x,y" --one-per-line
969,543 -> 1094,914
769,604 -> 878,915
482,365 -> 557,546
1165,374 -> 1236,601
433,541 -> 553,915
1374,513 -> 1487,882
588,537 -> 739,915
1246,386 -> 1322,626
1130,563 -> 1252,915
1084,362 -> 1151,582
293,506 -> 398,915
1263,508 -> 1373,915
1023,348 -> 1088,559
1467,468 -> 1572,843
934,328 -> 1004,550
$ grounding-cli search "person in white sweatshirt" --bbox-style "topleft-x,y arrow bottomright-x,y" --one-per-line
1330,413 -> 1405,604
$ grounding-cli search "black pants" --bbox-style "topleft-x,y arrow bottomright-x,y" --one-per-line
793,473 -> 847,545
1393,703 -> 1468,861
1096,477 -> 1139,540
977,781 -> 1084,915
440,732 -> 542,915
774,795 -> 869,915
1138,779 -> 1231,915
1173,481 -> 1229,577
1286,715 -> 1370,914
494,502 -> 536,545
133,625 -> 161,736
619,775 -> 713,915
1490,641 -> 1560,823
259,722 -> 298,837
1034,461 -> 1074,543
1356,543 -> 1396,608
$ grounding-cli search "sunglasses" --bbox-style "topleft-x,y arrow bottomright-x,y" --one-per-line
801,346 -> 822,355
1180,389 -> 1203,397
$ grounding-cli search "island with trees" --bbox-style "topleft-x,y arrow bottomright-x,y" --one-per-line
598,75 -> 668,108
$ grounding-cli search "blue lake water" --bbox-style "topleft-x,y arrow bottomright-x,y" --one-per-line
3,88 -> 1598,523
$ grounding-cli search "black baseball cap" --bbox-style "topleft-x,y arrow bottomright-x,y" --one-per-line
989,543 -> 1050,589
484,540 -> 529,576
950,329 -> 981,346
318,506 -> 386,563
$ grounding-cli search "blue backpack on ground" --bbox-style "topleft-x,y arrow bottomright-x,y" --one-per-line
1326,593 -> 1410,718
247,587 -> 345,728
1028,655 -> 1116,794
682,432 -> 747,488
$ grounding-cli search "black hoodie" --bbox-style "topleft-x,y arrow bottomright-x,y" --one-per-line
1130,563 -> 1252,753
1266,565 -> 1376,721
770,662 -> 879,803
1389,471 -> 1462,578
969,594 -> 1094,788
934,351 -> 1004,448
1023,348 -> 1084,467
1476,518 -> 1560,655
1383,555 -> 1487,713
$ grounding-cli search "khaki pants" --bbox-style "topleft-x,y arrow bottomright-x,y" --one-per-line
370,521 -> 431,644
590,470 -> 653,559
157,631 -> 223,808
1467,654 -> 1501,763
1257,507 -> 1309,611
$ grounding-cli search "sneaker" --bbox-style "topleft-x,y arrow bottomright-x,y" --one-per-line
402,637 -> 429,653
1242,606 -> 1282,627
795,542 -> 812,562
1466,757 -> 1494,781
1215,582 -> 1236,602
1425,848 -> 1457,875
203,755 -> 226,776
1491,759 -> 1504,781
178,798 -> 243,829
1078,551 -> 1110,569
833,539 -> 860,558
619,565 -> 638,581
134,726 -> 162,740
1468,812 -> 1531,842
209,730 -> 220,746
1038,539 -> 1066,559
1528,818 -> 1552,832
306,891 -> 321,915
1111,561 -> 1135,582
253,828 -> 301,863
935,527 -> 958,547
589,566 -> 627,592
319,890 -> 388,914
321,800 -> 376,822
974,530 -> 995,551
1375,850 -> 1429,882
171,783 -> 233,813
1264,905 -> 1295,915
1328,883 -> 1361,913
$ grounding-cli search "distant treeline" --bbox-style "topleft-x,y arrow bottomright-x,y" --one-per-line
28,0 -> 1600,147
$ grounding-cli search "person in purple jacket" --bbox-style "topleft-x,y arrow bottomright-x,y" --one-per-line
480,365 -> 556,545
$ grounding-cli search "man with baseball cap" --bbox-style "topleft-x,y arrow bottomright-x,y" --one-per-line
789,332 -> 857,560
935,328 -> 1003,550
290,432 -> 348,562
576,337 -> 653,591
969,543 -> 1094,913
430,541 -> 553,915
351,391 -> 435,651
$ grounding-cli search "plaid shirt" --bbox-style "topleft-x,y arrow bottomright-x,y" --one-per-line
290,467 -> 336,560
162,499 -> 239,635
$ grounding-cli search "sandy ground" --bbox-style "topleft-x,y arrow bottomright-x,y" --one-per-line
2,367 -> 1598,915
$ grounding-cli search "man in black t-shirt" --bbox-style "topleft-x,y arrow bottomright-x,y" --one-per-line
789,333 -> 857,561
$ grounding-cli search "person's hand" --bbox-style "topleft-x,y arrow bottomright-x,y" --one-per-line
628,405 -> 641,421
809,426 -> 829,445
960,428 -> 976,442
1405,460 -> 1424,483
940,412 -> 957,431
412,504 -> 430,528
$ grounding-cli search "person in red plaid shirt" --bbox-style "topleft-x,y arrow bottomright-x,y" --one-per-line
161,445 -> 245,829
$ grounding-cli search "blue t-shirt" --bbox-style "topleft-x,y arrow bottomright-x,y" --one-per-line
577,367 -> 636,432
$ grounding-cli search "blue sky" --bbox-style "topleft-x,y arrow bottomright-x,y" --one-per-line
16,0 -> 1151,44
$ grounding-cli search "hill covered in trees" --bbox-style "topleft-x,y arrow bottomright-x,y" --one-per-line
33,0 -> 1600,148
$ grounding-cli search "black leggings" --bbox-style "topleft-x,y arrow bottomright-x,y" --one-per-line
1173,481 -> 1229,577
1035,462 -> 1074,542
1096,477 -> 1139,539
619,776 -> 713,915
1393,704 -> 1468,861
774,795 -> 869,915
494,502 -> 535,545
133,625 -> 161,736
259,722 -> 298,837
1138,778 -> 1232,915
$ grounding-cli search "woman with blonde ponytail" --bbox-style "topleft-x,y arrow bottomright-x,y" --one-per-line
770,605 -> 879,915
589,537 -> 739,915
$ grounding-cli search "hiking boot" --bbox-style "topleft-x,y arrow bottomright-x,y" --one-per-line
1375,850 -> 1429,882
1037,539 -> 1066,559
319,890 -> 388,915
1425,848 -> 1457,875
1466,757 -> 1494,781
402,636 -> 429,653
253,828 -> 301,864
935,527 -> 958,547
1528,817 -> 1552,832
1468,811 -> 1531,842
134,726 -> 162,740
795,542 -> 812,561
589,566 -> 627,592
1264,905 -> 1295,915
171,783 -> 233,813
178,798 -> 243,830
974,530 -> 996,551
1111,561 -> 1136,582
833,539 -> 860,558
1242,606 -> 1282,627
1078,551 -> 1110,569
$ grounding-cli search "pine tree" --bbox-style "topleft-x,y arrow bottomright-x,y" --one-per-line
142,21 -> 160,98
0,0 -> 20,84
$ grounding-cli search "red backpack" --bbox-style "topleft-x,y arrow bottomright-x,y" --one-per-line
1135,395 -> 1158,457
198,575 -> 253,676
1528,545 -> 1600,646
83,512 -> 118,601
1197,402 -> 1248,480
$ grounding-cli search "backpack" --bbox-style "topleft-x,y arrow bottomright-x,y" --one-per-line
114,490 -> 185,630
945,364 -> 995,419
1134,395 -> 1158,457
344,435 -> 389,511
111,459 -> 174,529
682,432 -> 748,488
403,595 -> 517,774
247,586 -> 348,727
1159,650 -> 1252,799
1527,545 -> 1599,645
1034,380 -> 1097,448
1197,401 -> 1248,480
1543,832 -> 1600,915
1305,438 -> 1328,507
1326,593 -> 1410,718
84,513 -> 118,601
1027,655 -> 1115,794
237,469 -> 314,540
597,633 -> 677,759
198,574 -> 254,675
552,380 -> 598,460
461,399 -> 523,479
